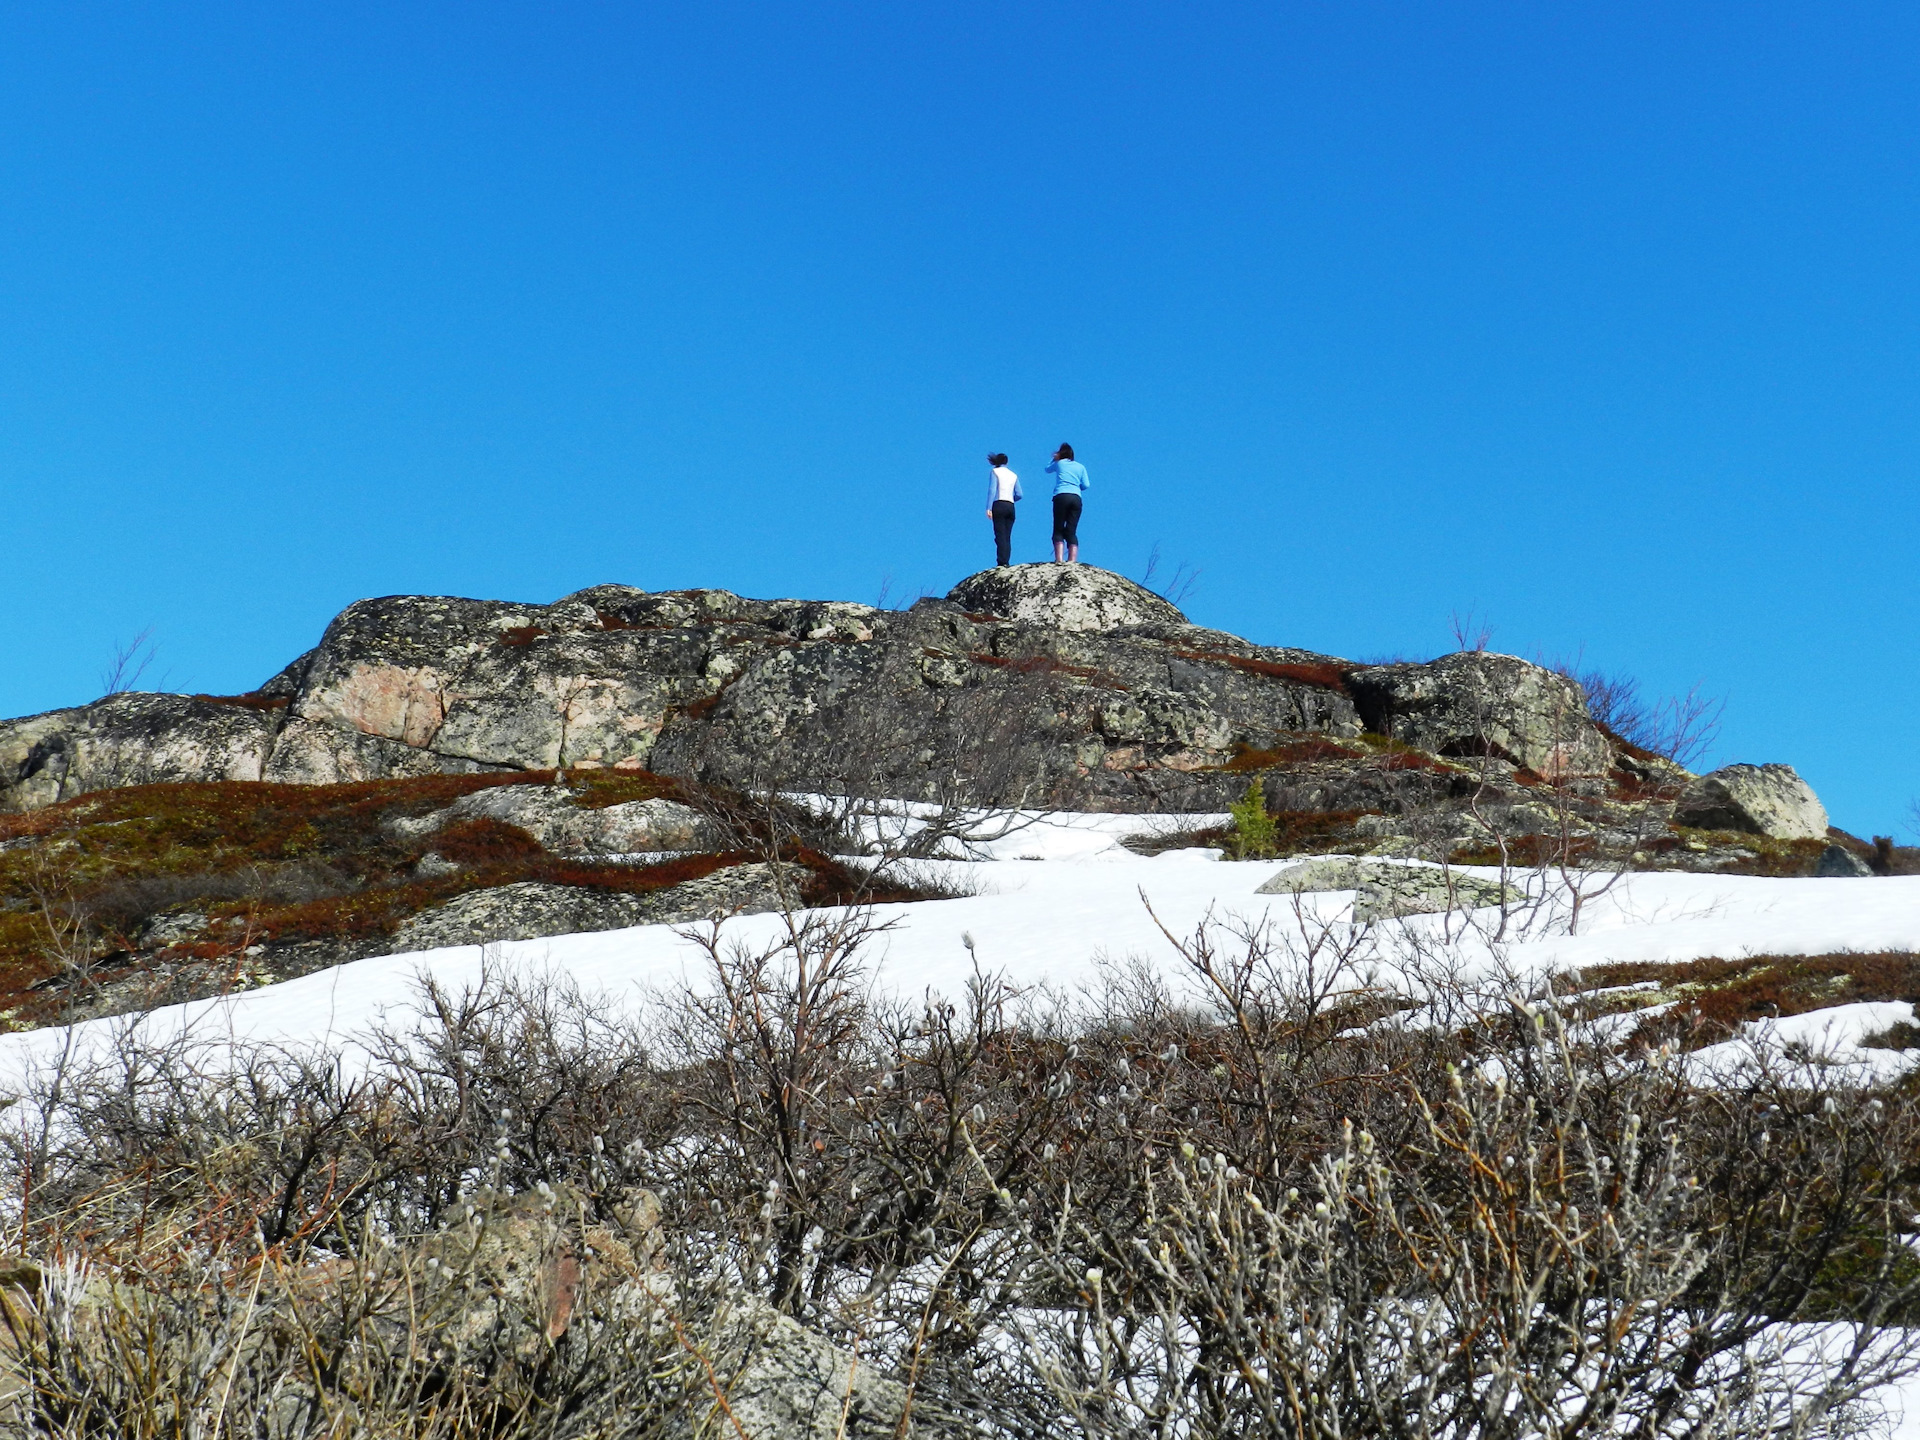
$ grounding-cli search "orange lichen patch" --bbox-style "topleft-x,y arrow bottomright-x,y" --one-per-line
1552,952 -> 1920,1052
1170,650 -> 1354,694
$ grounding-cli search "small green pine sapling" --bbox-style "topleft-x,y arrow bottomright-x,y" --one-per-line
1228,776 -> 1278,860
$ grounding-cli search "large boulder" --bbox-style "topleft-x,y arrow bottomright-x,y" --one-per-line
5,578 -> 1724,819
1346,653 -> 1613,777
387,785 -> 718,855
0,694 -> 281,811
1256,857 -> 1519,922
700,1295 -> 927,1439
390,863 -> 794,953
1674,763 -> 1829,840
946,564 -> 1187,633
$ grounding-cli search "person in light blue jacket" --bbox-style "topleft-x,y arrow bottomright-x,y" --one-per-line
1046,443 -> 1089,563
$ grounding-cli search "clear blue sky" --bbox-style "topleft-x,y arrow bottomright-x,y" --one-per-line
3,2 -> 1916,837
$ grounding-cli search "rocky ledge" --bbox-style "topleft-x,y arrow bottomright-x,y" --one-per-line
0,564 -> 1897,1027
0,564 -> 1863,862
3,564 -> 1627,810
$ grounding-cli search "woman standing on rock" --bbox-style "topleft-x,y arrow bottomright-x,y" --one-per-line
1046,443 -> 1089,563
985,452 -> 1021,567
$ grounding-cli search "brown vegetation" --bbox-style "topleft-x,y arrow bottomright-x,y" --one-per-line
968,652 -> 1129,689
1170,649 -> 1353,694
1556,950 -> 1920,1051
1219,737 -> 1361,771
189,691 -> 292,711
4,911 -> 1919,1437
0,772 -> 905,1026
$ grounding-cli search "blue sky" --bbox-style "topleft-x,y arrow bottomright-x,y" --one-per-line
2,2 -> 1916,837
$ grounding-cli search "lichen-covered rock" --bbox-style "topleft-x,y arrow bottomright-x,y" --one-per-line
2,574 -> 1641,818
1675,763 -> 1829,840
390,863 -> 794,953
0,695 -> 280,811
947,563 -> 1188,632
1256,856 -> 1519,921
699,1295 -> 926,1439
1815,843 -> 1872,877
1346,653 -> 1613,777
263,715 -> 496,784
413,1182 -> 669,1354
388,784 -> 717,855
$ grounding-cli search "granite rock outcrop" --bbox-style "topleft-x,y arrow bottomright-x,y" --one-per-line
1673,763 -> 1830,841
0,566 -> 1621,817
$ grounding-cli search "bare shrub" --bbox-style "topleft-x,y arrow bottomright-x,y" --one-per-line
1449,607 -> 1494,653
98,626 -> 160,696
1005,918 -> 1920,1439
1139,544 -> 1200,607
4,907 -> 1919,1438
1564,663 -> 1724,770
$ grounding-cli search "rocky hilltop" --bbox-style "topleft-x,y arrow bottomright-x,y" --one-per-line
0,565 -> 1637,803
0,564 -> 1840,847
0,563 -> 1888,1030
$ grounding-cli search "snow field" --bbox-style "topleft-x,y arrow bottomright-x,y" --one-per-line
3,805 -> 1920,1430
2,807 -> 1916,1086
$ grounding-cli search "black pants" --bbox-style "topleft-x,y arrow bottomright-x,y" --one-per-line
1052,493 -> 1082,548
991,501 -> 1016,566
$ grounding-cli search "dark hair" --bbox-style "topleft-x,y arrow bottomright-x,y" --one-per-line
988,452 -> 1008,466
1055,443 -> 1074,461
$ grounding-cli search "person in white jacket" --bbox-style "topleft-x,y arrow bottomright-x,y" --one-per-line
985,452 -> 1022,567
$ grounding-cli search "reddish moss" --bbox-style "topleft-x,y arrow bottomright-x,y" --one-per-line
427,817 -> 547,867
498,625 -> 547,647
1593,720 -> 1664,766
1170,650 -> 1353,694
1220,738 -> 1361,772
1554,952 -> 1920,1052
191,692 -> 291,711
564,769 -> 679,810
